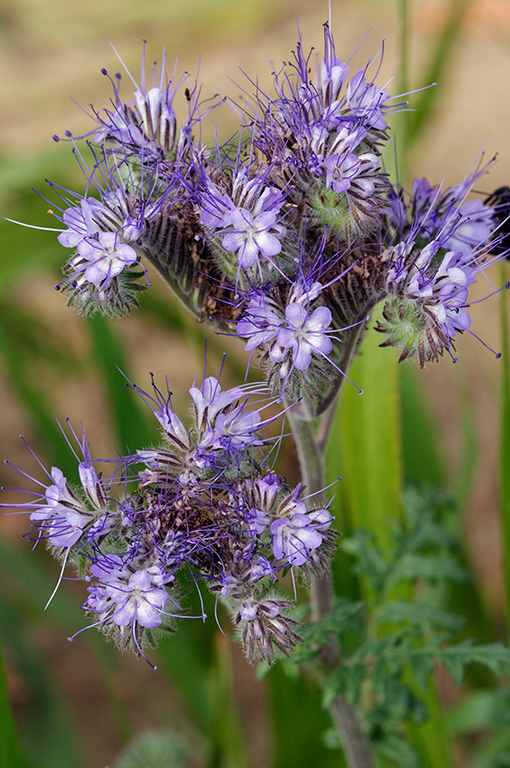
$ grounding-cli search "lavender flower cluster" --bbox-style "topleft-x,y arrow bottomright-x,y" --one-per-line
6,368 -> 335,664
5,23 -> 509,666
46,26 -> 507,410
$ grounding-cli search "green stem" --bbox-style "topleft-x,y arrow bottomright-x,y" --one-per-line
286,412 -> 331,625
499,262 -> 510,629
287,406 -> 375,768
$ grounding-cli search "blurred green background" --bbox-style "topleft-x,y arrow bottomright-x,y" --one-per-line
1,1 -> 510,766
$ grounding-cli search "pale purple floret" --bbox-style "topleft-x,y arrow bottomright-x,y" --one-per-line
154,408 -> 189,448
89,554 -> 131,583
246,505 -> 272,535
237,296 -> 282,350
75,232 -> 138,287
277,303 -> 333,370
190,376 -> 272,457
210,407 -> 262,450
87,568 -> 169,628
199,183 -> 234,228
388,241 -> 477,338
199,176 -> 286,271
189,376 -> 246,427
57,199 -> 104,248
254,474 -> 281,511
190,377 -> 265,458
29,467 -> 95,548
88,48 -> 185,157
320,50 -> 349,103
445,199 -> 495,256
271,512 -> 324,566
238,289 -> 334,372
345,70 -> 389,130
131,371 -> 280,474
221,208 -> 283,269
322,152 -> 361,193
410,176 -> 496,257
248,556 -> 275,582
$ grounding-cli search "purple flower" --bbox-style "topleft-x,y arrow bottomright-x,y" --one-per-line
57,44 -> 216,162
75,232 -> 137,287
409,170 -> 497,257
320,26 -> 350,103
271,513 -> 323,566
234,597 -> 303,664
199,182 -> 234,228
104,569 -> 169,628
222,207 -> 283,269
29,467 -> 95,548
198,168 -> 287,274
84,564 -> 172,632
345,70 -> 389,130
3,428 -> 118,551
129,366 -> 283,476
57,198 -> 104,248
237,282 -> 334,374
276,303 -> 333,370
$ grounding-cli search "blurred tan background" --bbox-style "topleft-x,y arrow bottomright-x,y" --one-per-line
1,1 -> 510,765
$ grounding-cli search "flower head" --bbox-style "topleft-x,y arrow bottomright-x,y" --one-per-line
377,160 -> 509,363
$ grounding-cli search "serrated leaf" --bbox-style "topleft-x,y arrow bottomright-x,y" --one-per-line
411,655 -> 432,693
113,730 -> 188,768
304,601 -> 366,643
437,642 -> 510,684
376,600 -> 465,631
293,601 -> 366,663
374,733 -> 422,768
389,554 -> 467,585
345,663 -> 366,705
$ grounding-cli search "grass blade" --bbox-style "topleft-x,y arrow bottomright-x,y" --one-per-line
86,315 -> 157,452
0,636 -> 26,768
405,0 -> 472,149
327,311 -> 455,768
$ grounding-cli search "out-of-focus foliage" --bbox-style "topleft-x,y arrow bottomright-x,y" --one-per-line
1,1 -> 509,767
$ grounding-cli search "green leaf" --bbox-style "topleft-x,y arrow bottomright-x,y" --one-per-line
374,732 -> 421,768
387,553 -> 468,585
293,601 -> 366,663
329,305 -> 403,563
0,637 -> 26,768
376,600 -> 465,632
436,642 -> 510,686
86,315 -> 157,452
113,730 -> 188,768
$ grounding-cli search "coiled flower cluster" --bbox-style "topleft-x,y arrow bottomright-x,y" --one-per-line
4,367 -> 335,664
44,25 -> 508,407
6,22 -> 509,668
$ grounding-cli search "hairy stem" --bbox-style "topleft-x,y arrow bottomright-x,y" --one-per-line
287,409 -> 375,768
